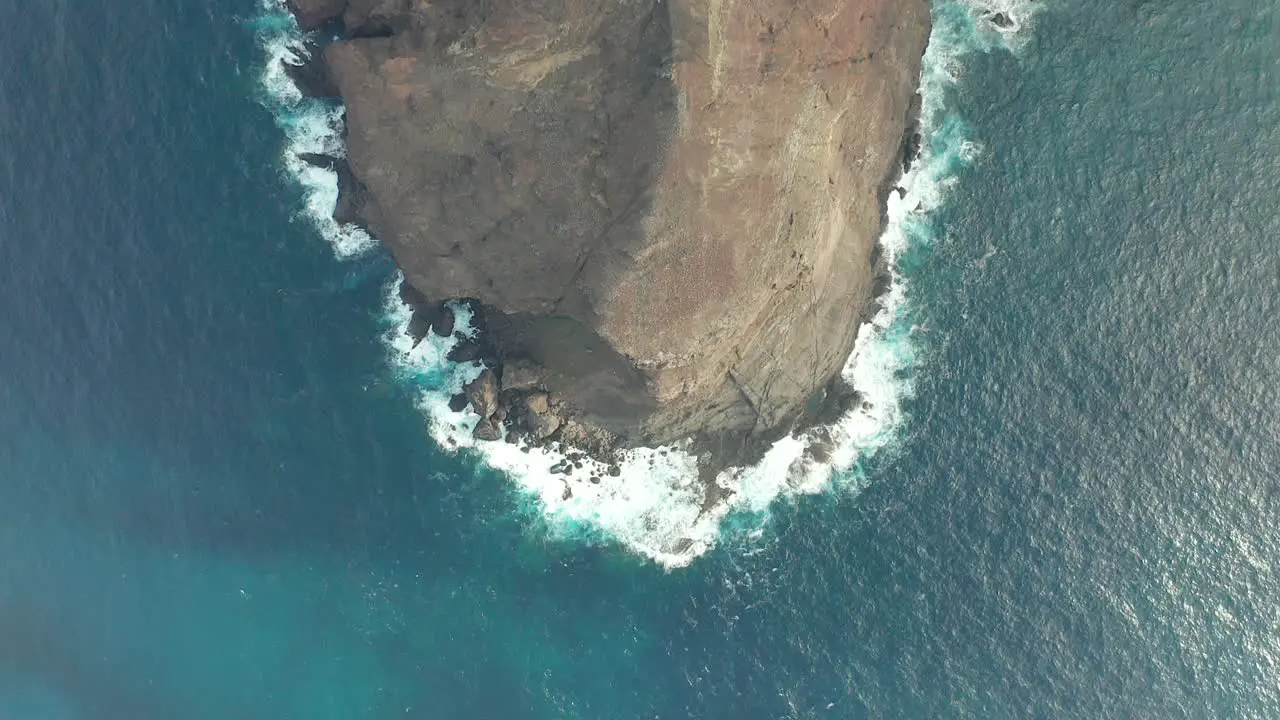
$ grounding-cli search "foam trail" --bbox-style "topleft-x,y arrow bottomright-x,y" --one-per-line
255,0 -> 1040,567
252,3 -> 377,259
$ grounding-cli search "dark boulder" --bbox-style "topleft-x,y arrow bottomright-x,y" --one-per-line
447,337 -> 486,364
399,279 -> 429,307
472,417 -> 502,442
396,283 -> 452,342
984,12 -> 1015,29
528,411 -> 562,440
426,303 -> 455,338
332,159 -> 371,228
797,378 -> 863,429
902,131 -> 922,172
406,312 -> 430,345
296,152 -> 338,169
463,369 -> 500,419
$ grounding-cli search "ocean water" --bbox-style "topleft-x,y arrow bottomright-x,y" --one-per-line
1,0 -> 1277,718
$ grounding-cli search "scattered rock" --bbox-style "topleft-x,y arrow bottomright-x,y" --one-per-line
463,369 -> 499,418
397,283 -> 436,343
424,302 -> 455,338
528,411 -> 562,440
447,336 -> 486,363
445,333 -> 494,361
525,392 -> 551,415
406,312 -> 431,346
984,11 -> 1015,29
472,417 -> 502,441
296,152 -> 337,169
448,393 -> 469,413
498,387 -> 523,408
807,437 -> 834,463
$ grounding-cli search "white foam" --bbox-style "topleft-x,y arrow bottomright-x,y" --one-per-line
965,0 -> 1042,46
255,0 -> 1040,567
253,1 -> 377,259
380,283 -> 721,565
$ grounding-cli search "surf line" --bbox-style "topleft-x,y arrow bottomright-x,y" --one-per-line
252,0 -> 1037,568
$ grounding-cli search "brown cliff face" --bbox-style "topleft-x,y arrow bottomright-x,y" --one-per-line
287,0 -> 930,468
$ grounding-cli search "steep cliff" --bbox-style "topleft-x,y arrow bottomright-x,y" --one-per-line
285,0 -> 930,470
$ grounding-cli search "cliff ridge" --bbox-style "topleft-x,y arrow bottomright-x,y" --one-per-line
285,0 -> 930,472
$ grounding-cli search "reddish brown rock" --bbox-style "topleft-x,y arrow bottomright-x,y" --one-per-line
287,0 -> 930,469
524,392 -> 551,416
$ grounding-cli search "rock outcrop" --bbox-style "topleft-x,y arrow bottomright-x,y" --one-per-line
286,0 -> 931,470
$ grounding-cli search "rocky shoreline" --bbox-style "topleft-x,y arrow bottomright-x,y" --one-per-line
280,0 -> 931,477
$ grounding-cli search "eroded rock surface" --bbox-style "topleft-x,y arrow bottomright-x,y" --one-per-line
288,0 -> 930,469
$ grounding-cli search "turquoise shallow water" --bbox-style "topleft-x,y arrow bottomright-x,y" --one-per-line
1,1 -> 1277,718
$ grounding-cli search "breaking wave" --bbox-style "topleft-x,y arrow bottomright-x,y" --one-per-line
251,6 -> 377,258
253,0 -> 1040,568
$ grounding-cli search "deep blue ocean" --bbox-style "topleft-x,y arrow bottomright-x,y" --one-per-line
1,1 -> 1277,718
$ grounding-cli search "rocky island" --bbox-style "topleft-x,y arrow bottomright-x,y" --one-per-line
284,0 -> 931,475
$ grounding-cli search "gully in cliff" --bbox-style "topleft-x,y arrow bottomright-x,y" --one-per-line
282,0 -> 932,477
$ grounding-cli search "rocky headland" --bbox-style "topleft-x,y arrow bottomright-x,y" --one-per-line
283,0 -> 931,475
